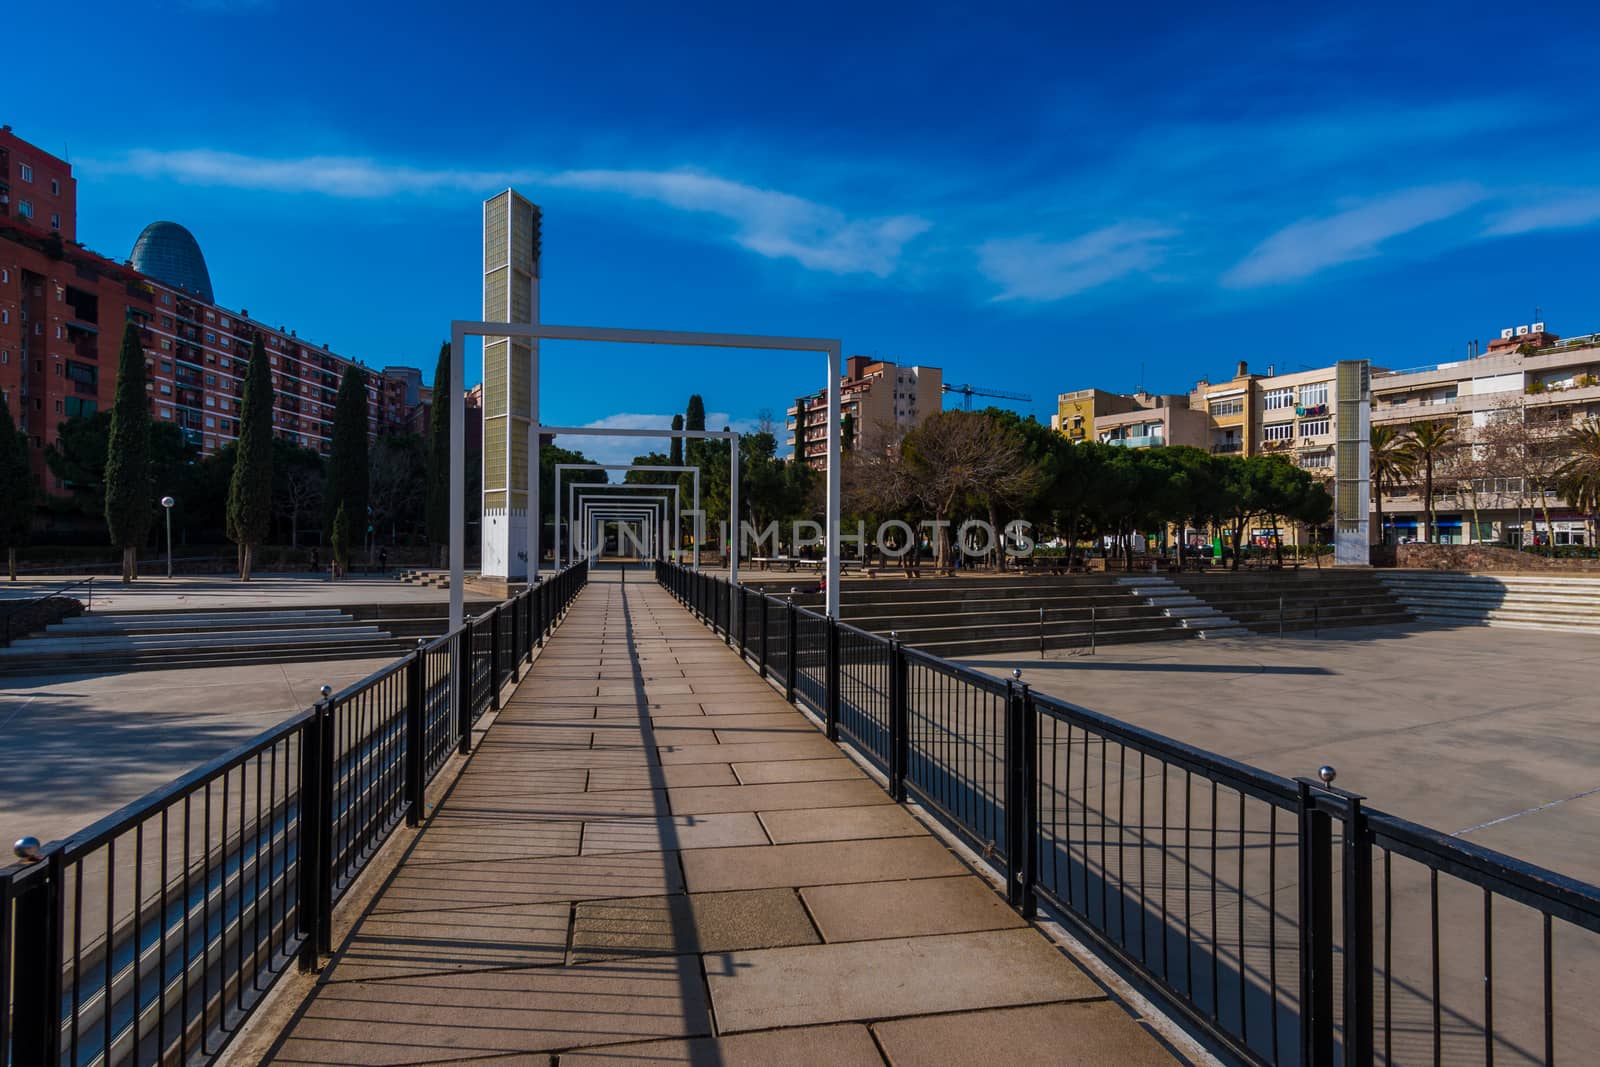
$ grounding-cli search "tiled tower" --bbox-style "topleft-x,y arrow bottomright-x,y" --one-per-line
481,190 -> 540,580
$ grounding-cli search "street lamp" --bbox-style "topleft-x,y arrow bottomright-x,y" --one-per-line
160,496 -> 175,578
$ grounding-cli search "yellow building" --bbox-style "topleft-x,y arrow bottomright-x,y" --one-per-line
1051,388 -> 1138,442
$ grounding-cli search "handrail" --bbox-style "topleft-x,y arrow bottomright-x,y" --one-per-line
0,575 -> 94,646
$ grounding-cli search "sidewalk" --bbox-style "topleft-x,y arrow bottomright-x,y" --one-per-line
262,570 -> 1180,1065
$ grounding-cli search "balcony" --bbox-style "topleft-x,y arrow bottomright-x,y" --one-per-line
1106,433 -> 1164,449
1211,441 -> 1243,455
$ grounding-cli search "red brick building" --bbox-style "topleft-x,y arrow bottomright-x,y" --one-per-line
0,125 -> 426,495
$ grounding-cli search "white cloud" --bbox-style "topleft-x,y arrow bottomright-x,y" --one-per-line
92,150 -> 927,277
1223,183 -> 1484,288
105,149 -> 536,198
548,169 -> 928,276
976,223 -> 1174,302
1484,190 -> 1600,236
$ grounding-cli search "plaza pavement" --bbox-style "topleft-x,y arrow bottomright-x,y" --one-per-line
0,657 -> 393,847
256,570 -> 1182,1066
0,573 -> 452,612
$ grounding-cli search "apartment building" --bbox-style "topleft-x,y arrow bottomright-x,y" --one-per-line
1051,388 -> 1138,442
1092,393 -> 1209,450
0,125 -> 421,494
1370,322 -> 1600,546
788,356 -> 941,469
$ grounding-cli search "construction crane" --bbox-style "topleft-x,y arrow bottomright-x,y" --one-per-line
942,382 -> 1033,410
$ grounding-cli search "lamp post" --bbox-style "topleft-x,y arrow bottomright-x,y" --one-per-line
160,496 -> 175,578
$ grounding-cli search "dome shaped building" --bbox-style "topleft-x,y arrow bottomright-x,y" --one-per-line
129,221 -> 214,303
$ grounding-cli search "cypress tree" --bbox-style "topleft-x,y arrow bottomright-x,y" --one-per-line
424,342 -> 451,566
326,365 -> 370,562
0,394 -> 36,580
681,397 -> 707,550
104,321 -> 153,583
227,335 -> 275,580
331,503 -> 351,577
669,414 -> 683,466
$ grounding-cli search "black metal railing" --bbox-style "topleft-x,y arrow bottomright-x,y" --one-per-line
0,559 -> 588,1067
655,560 -> 1600,1067
1,576 -> 94,647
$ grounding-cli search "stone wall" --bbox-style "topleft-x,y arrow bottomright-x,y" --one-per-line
1395,544 -> 1600,573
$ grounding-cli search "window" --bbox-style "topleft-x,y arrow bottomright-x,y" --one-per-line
160,339 -> 171,351
1209,397 -> 1243,416
205,416 -> 215,429
0,311 -> 7,325
18,163 -> 32,183
1298,449 -> 1334,469
50,179 -> 60,196
220,317 -> 230,328
16,200 -> 32,219
0,351 -> 6,364
1263,422 -> 1295,442
50,214 -> 60,231
161,407 -> 172,418
205,396 -> 215,408
1264,387 -> 1294,410
1,269 -> 8,282
1299,418 -> 1331,437
162,294 -> 172,306
160,384 -> 172,395
64,397 -> 95,418
1299,382 -> 1330,407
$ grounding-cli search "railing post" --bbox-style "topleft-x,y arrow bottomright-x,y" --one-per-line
1343,795 -> 1376,1067
824,616 -> 840,741
405,640 -> 426,827
457,620 -> 474,755
1297,777 -> 1337,1067
784,597 -> 797,704
510,592 -> 521,673
489,608 -> 502,711
315,688 -> 335,954
889,633 -> 908,802
9,855 -> 64,1063
759,595 -> 770,680
536,581 -> 546,646
296,708 -> 323,971
1004,671 -> 1038,918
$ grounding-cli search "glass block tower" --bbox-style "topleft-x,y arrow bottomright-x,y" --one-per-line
481,190 -> 540,580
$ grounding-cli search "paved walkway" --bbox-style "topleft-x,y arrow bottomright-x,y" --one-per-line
264,571 -> 1179,1065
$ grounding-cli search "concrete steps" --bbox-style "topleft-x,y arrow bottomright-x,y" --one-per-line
0,607 -> 408,675
1377,572 -> 1600,634
1170,571 -> 1413,634
762,574 -> 1209,655
396,569 -> 451,588
1115,576 -> 1246,638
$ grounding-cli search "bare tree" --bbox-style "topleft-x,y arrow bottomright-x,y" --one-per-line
281,465 -> 323,548
369,436 -> 424,545
902,411 -> 1034,569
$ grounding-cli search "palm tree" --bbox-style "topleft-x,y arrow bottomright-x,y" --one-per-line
1557,420 -> 1600,547
1370,425 -> 1414,545
1401,420 -> 1459,544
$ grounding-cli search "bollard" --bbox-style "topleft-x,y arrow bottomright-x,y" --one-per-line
1279,594 -> 1285,639
1090,603 -> 1097,656
1039,606 -> 1045,659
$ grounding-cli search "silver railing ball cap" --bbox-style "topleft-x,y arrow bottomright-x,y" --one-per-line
13,836 -> 42,861
1317,765 -> 1337,786
1013,668 -> 1023,680
319,684 -> 332,699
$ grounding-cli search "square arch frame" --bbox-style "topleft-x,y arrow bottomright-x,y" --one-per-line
562,478 -> 683,567
572,492 -> 674,561
554,462 -> 703,570
580,500 -> 667,561
447,319 -> 841,628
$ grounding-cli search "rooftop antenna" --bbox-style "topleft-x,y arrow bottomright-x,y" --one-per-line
1139,361 -> 1145,393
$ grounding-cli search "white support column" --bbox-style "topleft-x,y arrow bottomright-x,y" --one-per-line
729,435 -> 740,590
449,324 -> 466,631
825,341 -> 842,617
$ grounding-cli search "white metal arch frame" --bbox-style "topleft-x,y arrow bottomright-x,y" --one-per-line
574,494 -> 671,560
581,502 -> 666,561
555,463 -> 699,568
568,484 -> 680,566
447,320 -> 842,630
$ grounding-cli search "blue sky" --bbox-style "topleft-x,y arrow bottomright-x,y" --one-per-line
12,1 -> 1600,463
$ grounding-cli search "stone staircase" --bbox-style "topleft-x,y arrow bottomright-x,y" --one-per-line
755,575 -> 1213,657
1115,576 -> 1245,637
1170,569 -> 1413,634
1377,572 -> 1600,634
396,569 -> 451,588
0,607 -> 413,675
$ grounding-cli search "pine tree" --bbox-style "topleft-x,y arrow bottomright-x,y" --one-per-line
326,365 -> 370,562
104,321 -> 153,583
424,342 -> 451,566
226,335 -> 275,580
0,393 -> 36,580
669,414 -> 683,466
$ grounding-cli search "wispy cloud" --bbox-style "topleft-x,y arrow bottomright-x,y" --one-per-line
976,223 -> 1174,302
93,150 -> 927,277
107,149 -> 535,198
549,170 -> 929,277
1484,190 -> 1600,236
1222,183 -> 1484,288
